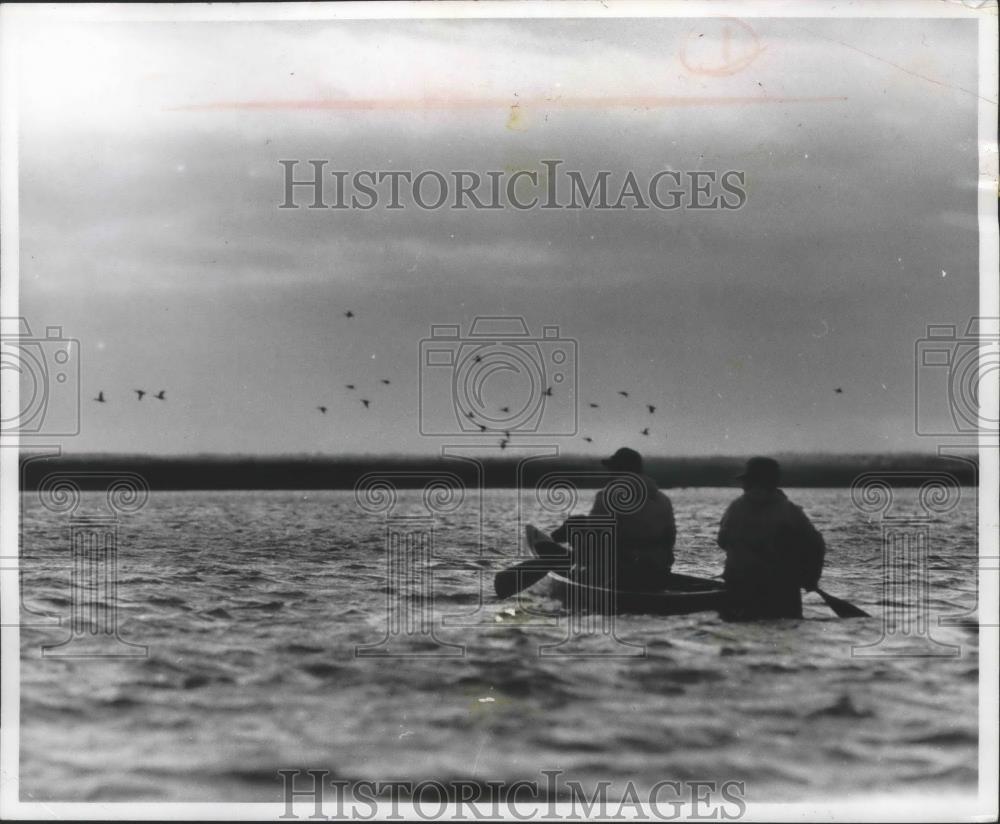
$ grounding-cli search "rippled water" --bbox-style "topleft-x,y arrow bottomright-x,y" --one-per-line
19,488 -> 978,803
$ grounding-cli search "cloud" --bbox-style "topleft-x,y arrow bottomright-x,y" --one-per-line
14,14 -> 981,454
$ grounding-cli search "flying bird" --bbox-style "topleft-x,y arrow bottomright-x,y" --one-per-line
474,355 -> 483,363
361,399 -> 370,409
640,427 -> 650,436
478,424 -> 487,432
94,391 -> 106,403
499,439 -> 508,450
503,430 -> 511,439
618,391 -> 629,398
500,406 -> 510,413
317,406 -> 328,414
380,379 -> 391,385
588,403 -> 599,408
345,384 -> 356,390
134,390 -> 146,401
344,310 -> 354,318
583,436 -> 593,443
834,387 -> 843,394
543,387 -> 553,397
647,405 -> 656,414
155,390 -> 166,400
465,411 -> 475,420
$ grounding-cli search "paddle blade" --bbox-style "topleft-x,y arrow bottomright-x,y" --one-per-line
493,557 -> 571,599
815,588 -> 870,618
524,524 -> 569,558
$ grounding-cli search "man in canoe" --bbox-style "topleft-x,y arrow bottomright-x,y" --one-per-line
551,447 -> 676,590
717,457 -> 826,620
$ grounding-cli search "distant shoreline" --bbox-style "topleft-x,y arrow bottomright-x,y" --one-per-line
18,452 -> 978,491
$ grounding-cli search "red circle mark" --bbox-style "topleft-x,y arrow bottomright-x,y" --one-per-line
679,18 -> 765,78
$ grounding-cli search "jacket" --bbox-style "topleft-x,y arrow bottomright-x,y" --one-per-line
554,473 -> 676,580
717,488 -> 825,592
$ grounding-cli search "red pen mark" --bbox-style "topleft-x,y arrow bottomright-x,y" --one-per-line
680,18 -> 764,77
170,17 -> 850,117
168,19 -> 851,116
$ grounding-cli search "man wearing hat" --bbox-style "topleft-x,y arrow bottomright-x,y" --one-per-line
552,447 -> 676,590
717,457 -> 826,620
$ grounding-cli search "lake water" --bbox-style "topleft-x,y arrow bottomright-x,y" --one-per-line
18,487 -> 979,803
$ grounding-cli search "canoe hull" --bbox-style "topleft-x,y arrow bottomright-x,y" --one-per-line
525,524 -> 726,616
545,571 -> 727,616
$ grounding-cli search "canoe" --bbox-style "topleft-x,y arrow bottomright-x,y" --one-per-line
525,524 -> 727,616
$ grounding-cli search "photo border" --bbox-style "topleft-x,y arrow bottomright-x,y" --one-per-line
1,1 -> 996,820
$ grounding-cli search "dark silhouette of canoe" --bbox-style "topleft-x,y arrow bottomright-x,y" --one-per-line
526,524 -> 727,616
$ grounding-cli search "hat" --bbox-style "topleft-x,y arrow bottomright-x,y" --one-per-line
601,447 -> 643,473
736,456 -> 781,488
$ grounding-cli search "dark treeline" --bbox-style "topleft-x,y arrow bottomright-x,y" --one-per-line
19,452 -> 977,491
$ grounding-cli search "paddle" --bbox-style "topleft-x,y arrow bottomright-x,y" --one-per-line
493,557 -> 572,599
813,587 -> 870,618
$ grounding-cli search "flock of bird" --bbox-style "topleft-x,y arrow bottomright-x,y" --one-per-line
317,377 -> 392,415
309,310 -> 688,450
93,389 -> 165,403
317,314 -> 391,415
315,311 -> 847,449
311,311 -> 402,417
90,308 -> 847,449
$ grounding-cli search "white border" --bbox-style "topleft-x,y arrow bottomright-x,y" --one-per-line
0,0 -> 24,819
975,2 -> 1000,819
2,0 -> 998,22
0,1 -> 997,821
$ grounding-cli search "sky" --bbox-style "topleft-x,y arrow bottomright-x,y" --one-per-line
12,13 -> 982,456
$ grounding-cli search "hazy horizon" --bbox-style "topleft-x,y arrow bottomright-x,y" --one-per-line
20,449 -> 977,490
